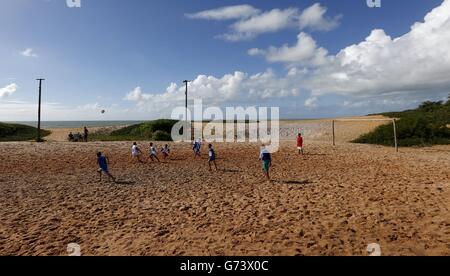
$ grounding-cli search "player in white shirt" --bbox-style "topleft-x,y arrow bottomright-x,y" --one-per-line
161,144 -> 170,160
131,142 -> 143,163
149,142 -> 160,162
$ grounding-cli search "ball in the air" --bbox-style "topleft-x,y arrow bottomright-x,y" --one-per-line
101,110 -> 105,114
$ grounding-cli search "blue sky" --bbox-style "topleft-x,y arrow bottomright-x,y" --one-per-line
1,0 -> 449,120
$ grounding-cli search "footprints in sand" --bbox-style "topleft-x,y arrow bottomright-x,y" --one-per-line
0,141 -> 449,255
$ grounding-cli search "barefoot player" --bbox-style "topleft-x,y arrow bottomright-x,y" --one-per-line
132,142 -> 143,163
297,133 -> 304,155
149,142 -> 160,162
260,145 -> 272,181
208,144 -> 218,171
97,152 -> 116,182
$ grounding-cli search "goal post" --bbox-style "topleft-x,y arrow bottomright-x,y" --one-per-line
332,118 -> 398,152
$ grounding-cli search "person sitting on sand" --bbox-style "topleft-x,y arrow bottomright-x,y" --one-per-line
75,132 -> 82,142
208,144 -> 218,171
97,152 -> 116,182
149,143 -> 160,162
68,132 -> 74,142
161,144 -> 170,160
260,145 -> 272,181
297,133 -> 304,155
131,142 -> 143,163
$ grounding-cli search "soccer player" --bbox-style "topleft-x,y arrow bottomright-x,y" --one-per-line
297,133 -> 304,155
161,144 -> 170,160
97,152 -> 116,182
208,144 -> 218,171
149,142 -> 160,162
132,142 -> 143,163
193,138 -> 202,159
259,145 -> 272,181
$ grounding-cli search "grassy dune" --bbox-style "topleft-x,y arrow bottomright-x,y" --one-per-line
90,119 -> 177,141
0,123 -> 51,142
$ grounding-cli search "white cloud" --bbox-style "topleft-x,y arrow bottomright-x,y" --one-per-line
249,32 -> 332,67
299,3 -> 341,31
305,0 -> 450,98
247,0 -> 450,102
185,5 -> 260,20
188,3 -> 341,42
21,48 -> 38,58
78,103 -> 101,111
0,83 -> 18,98
0,100 -> 134,121
225,8 -> 299,41
125,71 -> 301,117
304,97 -> 318,108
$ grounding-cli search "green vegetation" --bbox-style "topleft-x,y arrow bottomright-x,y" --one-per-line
0,123 -> 51,142
91,119 -> 178,141
354,95 -> 450,147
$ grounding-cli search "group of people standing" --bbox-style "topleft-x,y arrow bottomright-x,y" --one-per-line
68,127 -> 89,142
96,132 -> 305,183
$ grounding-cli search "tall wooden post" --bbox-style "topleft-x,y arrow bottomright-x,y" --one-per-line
183,80 -> 190,122
393,119 -> 398,152
332,120 -> 336,146
36,79 -> 45,142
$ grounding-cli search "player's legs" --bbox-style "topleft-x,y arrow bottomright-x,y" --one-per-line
105,171 -> 116,182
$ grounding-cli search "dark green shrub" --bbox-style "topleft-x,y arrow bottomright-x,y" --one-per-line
354,98 -> 450,147
92,120 -> 178,141
152,130 -> 173,141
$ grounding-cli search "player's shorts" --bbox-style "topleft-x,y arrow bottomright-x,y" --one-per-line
98,167 -> 108,173
297,147 -> 303,150
262,160 -> 271,172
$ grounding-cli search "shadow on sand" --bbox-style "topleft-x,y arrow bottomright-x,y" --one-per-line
114,180 -> 136,185
274,180 -> 313,185
222,169 -> 242,173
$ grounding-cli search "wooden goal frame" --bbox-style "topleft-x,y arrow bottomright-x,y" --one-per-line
332,118 -> 398,152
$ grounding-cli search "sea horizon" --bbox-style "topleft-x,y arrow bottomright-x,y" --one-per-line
4,116 -> 345,129
5,121 -> 147,129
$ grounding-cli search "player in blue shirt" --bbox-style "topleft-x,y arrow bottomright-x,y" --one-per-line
97,152 -> 116,182
208,144 -> 218,171
193,138 -> 202,159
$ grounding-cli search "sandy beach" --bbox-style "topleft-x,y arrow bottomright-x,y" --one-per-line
0,119 -> 449,256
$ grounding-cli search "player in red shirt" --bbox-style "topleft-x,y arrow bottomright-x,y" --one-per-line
297,133 -> 304,155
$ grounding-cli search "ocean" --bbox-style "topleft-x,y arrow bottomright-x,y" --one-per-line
9,121 -> 146,129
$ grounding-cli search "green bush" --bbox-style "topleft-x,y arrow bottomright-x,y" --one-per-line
354,97 -> 450,147
0,123 -> 51,142
92,120 -> 178,141
152,130 -> 173,141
